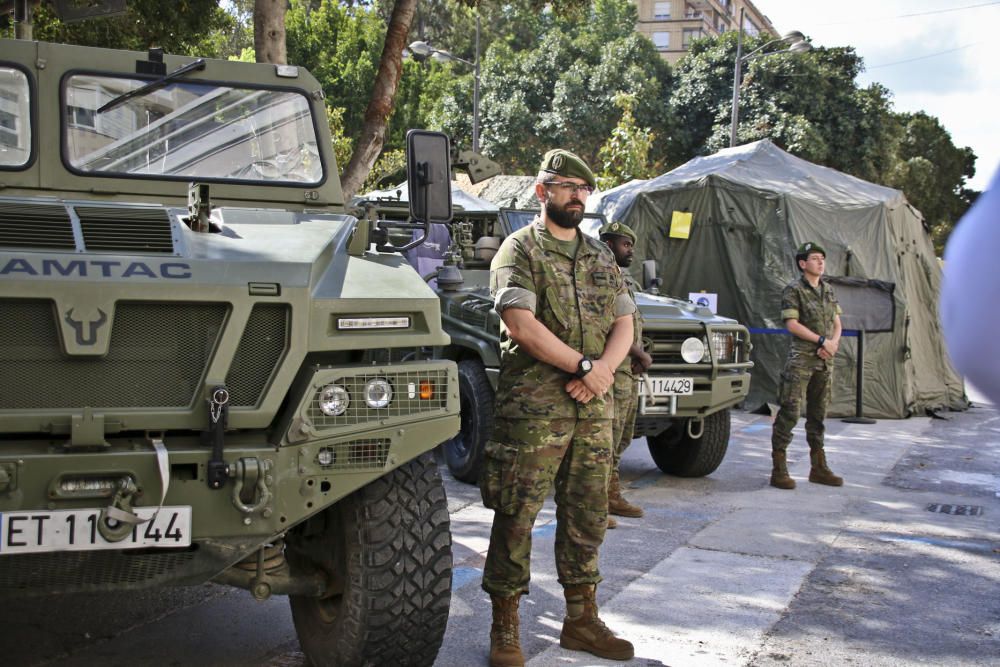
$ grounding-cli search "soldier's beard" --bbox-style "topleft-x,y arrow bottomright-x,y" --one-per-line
546,199 -> 584,229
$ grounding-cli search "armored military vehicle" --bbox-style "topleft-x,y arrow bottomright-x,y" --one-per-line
362,195 -> 754,483
0,36 -> 459,667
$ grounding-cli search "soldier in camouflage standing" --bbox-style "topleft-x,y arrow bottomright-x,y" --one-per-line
599,221 -> 652,527
481,149 -> 636,667
770,242 -> 845,490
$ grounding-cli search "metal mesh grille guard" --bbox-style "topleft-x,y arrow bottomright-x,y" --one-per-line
308,369 -> 449,428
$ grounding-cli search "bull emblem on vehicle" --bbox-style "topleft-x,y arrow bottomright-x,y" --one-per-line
64,308 -> 108,346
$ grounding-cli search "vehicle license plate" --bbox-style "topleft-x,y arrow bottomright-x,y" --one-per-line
0,506 -> 192,555
641,376 -> 694,397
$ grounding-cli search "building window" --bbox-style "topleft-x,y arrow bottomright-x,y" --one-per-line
685,2 -> 701,18
654,2 -> 671,19
744,20 -> 760,37
682,28 -> 704,48
652,31 -> 670,50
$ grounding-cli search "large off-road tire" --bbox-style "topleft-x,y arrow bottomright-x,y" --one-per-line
646,409 -> 731,477
287,452 -> 452,667
442,359 -> 494,484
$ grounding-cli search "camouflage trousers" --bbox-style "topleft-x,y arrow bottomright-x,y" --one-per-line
611,372 -> 639,468
480,416 -> 614,597
771,354 -> 833,453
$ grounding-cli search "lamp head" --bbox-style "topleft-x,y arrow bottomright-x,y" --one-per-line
782,30 -> 806,42
407,40 -> 434,58
788,40 -> 813,54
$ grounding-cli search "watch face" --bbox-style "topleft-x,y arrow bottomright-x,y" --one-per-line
581,359 -> 593,372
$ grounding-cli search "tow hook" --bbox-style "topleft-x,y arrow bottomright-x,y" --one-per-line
230,457 -> 273,514
98,477 -> 141,542
687,416 -> 705,439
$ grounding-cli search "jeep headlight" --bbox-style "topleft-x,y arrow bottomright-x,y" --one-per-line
680,337 -> 706,364
319,384 -> 349,416
364,378 -> 393,408
711,332 -> 735,362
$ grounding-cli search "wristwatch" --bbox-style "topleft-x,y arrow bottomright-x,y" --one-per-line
575,356 -> 593,378
816,335 -> 826,350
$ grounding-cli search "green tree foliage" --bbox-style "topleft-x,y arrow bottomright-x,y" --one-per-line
435,0 -> 671,174
285,0 -> 387,143
886,112 -> 977,253
597,92 -> 656,189
670,31 -> 976,250
26,0 -> 233,57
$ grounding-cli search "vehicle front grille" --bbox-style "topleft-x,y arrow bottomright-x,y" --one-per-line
0,549 -> 198,591
644,330 -> 743,366
0,299 -> 227,410
645,331 -> 695,365
0,201 -> 76,250
308,369 -> 449,428
225,303 -> 290,407
315,439 -> 390,470
75,206 -> 175,254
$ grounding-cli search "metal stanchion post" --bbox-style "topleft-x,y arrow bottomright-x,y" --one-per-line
843,329 -> 876,424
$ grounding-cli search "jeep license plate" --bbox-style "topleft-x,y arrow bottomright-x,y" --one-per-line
641,376 -> 694,397
0,506 -> 192,555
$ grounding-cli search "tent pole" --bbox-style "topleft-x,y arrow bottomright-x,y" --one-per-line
843,330 -> 876,424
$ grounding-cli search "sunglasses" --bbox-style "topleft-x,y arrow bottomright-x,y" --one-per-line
543,181 -> 594,195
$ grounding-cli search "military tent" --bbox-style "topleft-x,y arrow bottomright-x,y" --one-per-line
591,139 -> 966,418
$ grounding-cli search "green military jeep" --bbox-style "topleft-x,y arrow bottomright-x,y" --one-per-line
0,38 -> 459,666
362,197 -> 753,483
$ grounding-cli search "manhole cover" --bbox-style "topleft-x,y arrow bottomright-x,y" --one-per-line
926,503 -> 983,516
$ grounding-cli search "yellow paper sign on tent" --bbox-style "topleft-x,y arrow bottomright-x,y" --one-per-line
669,210 -> 692,239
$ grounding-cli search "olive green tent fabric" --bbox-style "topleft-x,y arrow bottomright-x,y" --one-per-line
591,140 -> 966,418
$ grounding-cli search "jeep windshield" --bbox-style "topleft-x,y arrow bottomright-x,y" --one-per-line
63,73 -> 323,185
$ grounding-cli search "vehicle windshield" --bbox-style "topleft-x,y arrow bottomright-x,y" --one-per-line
63,74 -> 323,184
0,66 -> 31,168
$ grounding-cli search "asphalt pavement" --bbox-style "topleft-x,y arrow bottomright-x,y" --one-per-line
6,392 -> 999,667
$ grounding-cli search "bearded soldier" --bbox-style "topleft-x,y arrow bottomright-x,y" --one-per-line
480,149 -> 635,666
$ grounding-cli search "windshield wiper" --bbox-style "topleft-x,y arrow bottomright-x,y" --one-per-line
97,58 -> 207,114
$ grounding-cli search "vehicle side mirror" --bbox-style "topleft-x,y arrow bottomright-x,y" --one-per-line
642,259 -> 662,293
407,130 -> 453,224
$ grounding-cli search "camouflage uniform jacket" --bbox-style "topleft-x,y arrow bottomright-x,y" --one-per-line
491,216 -> 635,421
781,276 -> 842,362
617,273 -> 644,377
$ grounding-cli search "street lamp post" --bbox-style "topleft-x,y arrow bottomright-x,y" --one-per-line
408,15 -> 482,153
729,7 -> 812,148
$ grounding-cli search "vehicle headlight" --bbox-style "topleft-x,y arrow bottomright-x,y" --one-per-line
318,384 -> 349,416
680,337 -> 706,364
364,378 -> 393,408
711,332 -> 735,362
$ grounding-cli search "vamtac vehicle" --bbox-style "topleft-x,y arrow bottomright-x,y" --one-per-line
0,36 -> 458,667
361,195 -> 754,482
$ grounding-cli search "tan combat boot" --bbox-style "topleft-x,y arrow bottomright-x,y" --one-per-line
489,593 -> 524,667
769,451 -> 796,489
559,584 -> 634,661
808,449 -> 844,486
607,515 -> 618,529
608,471 -> 644,518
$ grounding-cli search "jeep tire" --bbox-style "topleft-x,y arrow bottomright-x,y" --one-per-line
647,409 -> 731,477
287,452 -> 452,666
442,359 -> 493,484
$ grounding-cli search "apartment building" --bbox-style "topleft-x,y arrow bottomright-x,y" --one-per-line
634,0 -> 777,64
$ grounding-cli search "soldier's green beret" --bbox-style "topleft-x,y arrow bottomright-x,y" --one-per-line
599,221 -> 637,244
796,241 -> 826,259
539,148 -> 596,188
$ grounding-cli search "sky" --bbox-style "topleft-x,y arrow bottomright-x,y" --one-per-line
753,0 -> 998,191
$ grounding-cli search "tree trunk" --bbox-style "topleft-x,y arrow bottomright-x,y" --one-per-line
254,0 -> 287,64
340,0 -> 418,200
